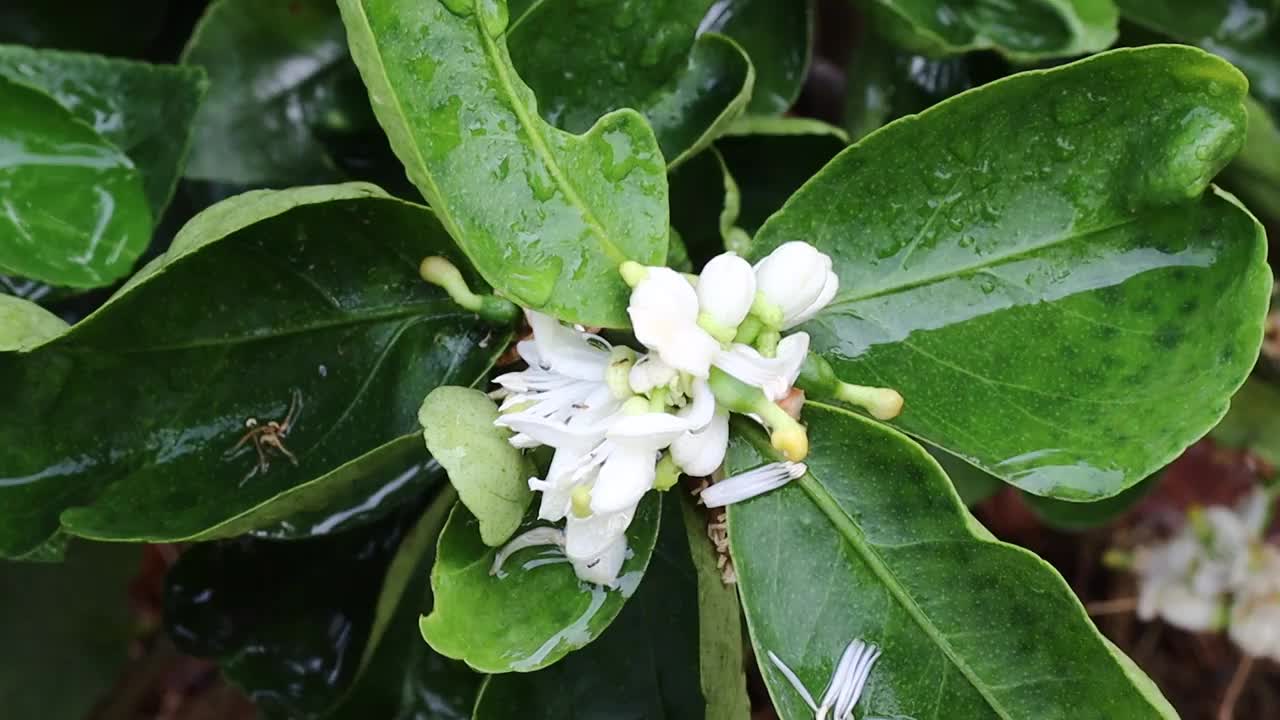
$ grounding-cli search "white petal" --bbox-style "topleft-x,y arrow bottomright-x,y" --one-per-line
498,410 -> 613,450
766,651 -> 819,714
607,412 -> 692,448
700,461 -> 806,508
629,267 -> 718,377
713,332 -> 809,401
697,253 -> 756,328
672,406 -> 729,477
755,242 -> 831,322
565,504 -> 636,560
570,534 -> 628,587
628,354 -> 678,394
783,269 -> 839,329
525,310 -> 611,380
590,446 -> 659,514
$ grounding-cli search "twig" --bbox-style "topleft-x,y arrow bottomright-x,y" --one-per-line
1218,655 -> 1254,720
1086,597 -> 1138,616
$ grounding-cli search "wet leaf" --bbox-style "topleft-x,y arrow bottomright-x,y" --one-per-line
1022,474 -> 1158,531
0,294 -> 66,351
1225,95 -> 1280,224
338,0 -> 668,327
699,0 -> 813,115
669,149 -> 735,267
0,541 -> 140,720
182,0 -> 371,186
728,406 -> 1178,720
925,443 -> 1003,507
420,386 -> 532,546
869,0 -> 1118,61
0,44 -> 207,216
473,495 -> 716,719
0,183 -> 508,557
754,46 -> 1271,499
421,494 -> 660,673
1212,376 -> 1280,467
0,75 -> 152,287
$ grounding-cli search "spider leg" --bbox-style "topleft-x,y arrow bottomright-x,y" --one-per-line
227,426 -> 263,455
281,388 -> 303,435
264,435 -> 299,466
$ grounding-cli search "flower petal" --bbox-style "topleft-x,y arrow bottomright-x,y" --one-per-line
589,446 -> 659,514
629,267 -> 718,377
672,406 -> 729,477
697,253 -> 756,328
565,504 -> 636,560
526,310 -> 611,380
570,534 -> 628,587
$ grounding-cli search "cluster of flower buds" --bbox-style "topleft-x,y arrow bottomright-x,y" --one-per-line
1121,489 -> 1280,661
480,243 -> 903,585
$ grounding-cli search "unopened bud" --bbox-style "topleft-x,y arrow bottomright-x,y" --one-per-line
419,256 -> 518,324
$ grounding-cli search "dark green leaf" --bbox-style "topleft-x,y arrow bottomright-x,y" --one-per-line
0,0 -> 167,57
506,0 -> 753,167
473,495 -> 710,720
421,494 -> 660,673
0,541 -> 140,720
1022,474 -> 1158,531
0,75 -> 152,287
700,0 -> 813,115
182,0 -> 373,186
0,294 -> 66,351
339,0 -> 669,327
1212,376 -> 1280,467
0,44 -> 207,217
728,406 -> 1177,720
868,0 -> 1118,61
925,443 -> 1003,507
754,46 -> 1271,499
0,183 -> 508,557
1224,97 -> 1280,224
669,149 -> 735,268
420,386 -> 532,546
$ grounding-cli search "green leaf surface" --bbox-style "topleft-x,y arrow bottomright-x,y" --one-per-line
869,0 -> 1118,61
0,541 -> 140,720
0,75 -> 152,287
473,495 -> 711,719
754,46 -> 1271,499
728,406 -> 1178,720
506,0 -> 754,167
0,44 -> 207,217
699,0 -> 813,115
421,494 -> 660,673
338,0 -> 669,327
0,183 -> 507,557
1212,376 -> 1280,467
925,443 -> 1003,507
1022,474 -> 1158,531
420,386 -> 532,546
0,294 -> 66,351
182,0 -> 371,186
1225,97 -> 1280,224
669,149 -> 735,267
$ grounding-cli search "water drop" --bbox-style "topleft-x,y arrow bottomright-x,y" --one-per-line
1051,90 -> 1102,127
978,277 -> 997,295
318,364 -> 328,378
525,162 -> 557,201
505,254 -> 562,307
439,0 -> 473,17
493,156 -> 511,181
923,165 -> 955,195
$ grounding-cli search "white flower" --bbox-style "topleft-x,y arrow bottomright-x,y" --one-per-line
586,412 -> 695,514
755,241 -> 839,329
628,354 -> 678,395
570,532 -> 628,587
627,265 -> 720,377
697,253 -> 756,331
1229,545 -> 1280,661
714,332 -> 810,401
767,638 -> 881,720
700,461 -> 807,508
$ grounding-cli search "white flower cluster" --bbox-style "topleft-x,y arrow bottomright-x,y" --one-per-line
1132,489 -> 1280,661
490,243 -> 839,586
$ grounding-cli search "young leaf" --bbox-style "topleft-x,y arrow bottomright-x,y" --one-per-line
0,44 -> 207,217
338,0 -> 668,327
1224,97 -> 1280,224
421,494 -> 660,673
506,0 -> 754,167
728,406 -> 1179,720
868,0 -> 1118,61
0,75 -> 151,287
473,495 -> 721,718
753,46 -> 1271,499
699,0 -> 814,115
0,183 -> 508,557
419,386 -> 532,546
181,0 -> 369,185
0,295 -> 66,351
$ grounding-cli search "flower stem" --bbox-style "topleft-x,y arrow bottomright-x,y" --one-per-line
419,256 -> 518,324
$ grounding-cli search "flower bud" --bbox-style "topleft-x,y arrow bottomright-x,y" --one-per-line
754,242 -> 839,329
697,253 -> 756,331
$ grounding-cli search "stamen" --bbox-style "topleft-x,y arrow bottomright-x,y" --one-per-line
767,640 -> 883,720
490,526 -> 565,576
700,462 -> 807,508
835,644 -> 881,719
818,639 -> 864,716
766,650 -> 819,714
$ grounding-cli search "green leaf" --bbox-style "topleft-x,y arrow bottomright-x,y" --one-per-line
420,386 -> 532,546
925,443 -> 1003,507
1022,474 -> 1158,531
0,183 -> 508,557
669,148 -> 736,267
753,46 -> 1271,499
473,495 -> 717,719
0,541 -> 140,720
728,405 -> 1178,720
421,493 -> 660,673
1212,376 -> 1280,467
0,44 -> 207,217
868,0 -> 1118,61
1225,97 -> 1280,224
0,0 -> 167,57
338,0 -> 669,328
181,0 -> 370,186
699,0 -> 814,115
0,75 -> 152,287
0,294 -> 66,351
506,0 -> 754,167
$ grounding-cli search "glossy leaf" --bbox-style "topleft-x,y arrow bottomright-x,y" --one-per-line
1212,377 -> 1280,467
727,406 -> 1178,720
0,295 -> 66,351
182,0 -> 370,185
473,495 -> 713,719
925,443 -> 1003,507
1022,474 -> 1158,531
420,386 -> 532,546
0,44 -> 207,216
669,149 -> 736,267
506,0 -> 753,167
421,494 -> 660,673
339,0 -> 669,327
0,75 -> 152,287
753,46 -> 1271,499
0,541 -> 140,720
699,0 -> 813,115
1225,97 -> 1280,224
0,183 -> 508,557
868,0 -> 1118,61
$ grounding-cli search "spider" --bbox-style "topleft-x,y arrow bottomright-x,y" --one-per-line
227,388 -> 303,484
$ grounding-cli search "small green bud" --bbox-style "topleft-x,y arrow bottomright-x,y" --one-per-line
654,452 -> 680,491
419,256 -> 518,324
619,261 -> 649,288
